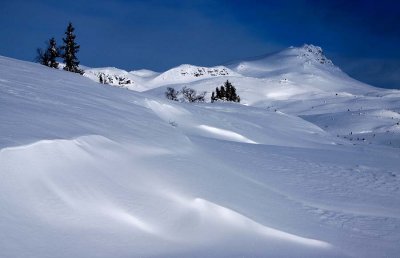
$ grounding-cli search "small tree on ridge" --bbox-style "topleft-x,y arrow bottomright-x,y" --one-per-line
47,37 -> 59,69
61,22 -> 82,74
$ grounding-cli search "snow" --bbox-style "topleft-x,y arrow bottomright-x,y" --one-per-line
1,44 -> 400,258
130,68 -> 160,77
83,64 -> 238,92
149,64 -> 240,86
83,66 -> 155,91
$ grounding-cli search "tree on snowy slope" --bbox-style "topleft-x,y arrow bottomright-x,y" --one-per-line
165,87 -> 179,101
165,87 -> 206,102
181,87 -> 206,102
36,37 -> 59,68
211,80 -> 240,102
47,38 -> 60,69
61,22 -> 82,74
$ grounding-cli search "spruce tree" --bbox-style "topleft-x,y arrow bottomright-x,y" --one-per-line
36,38 -> 59,68
220,85 -> 226,100
47,37 -> 59,69
210,80 -> 240,103
61,22 -> 82,74
224,80 -> 232,100
215,87 -> 220,99
231,85 -> 238,102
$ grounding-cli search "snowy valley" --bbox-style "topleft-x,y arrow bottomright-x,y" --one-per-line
1,44 -> 400,257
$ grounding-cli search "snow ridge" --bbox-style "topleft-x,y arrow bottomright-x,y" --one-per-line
150,64 -> 239,86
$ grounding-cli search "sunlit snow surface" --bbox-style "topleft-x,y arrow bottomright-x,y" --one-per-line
1,45 -> 400,258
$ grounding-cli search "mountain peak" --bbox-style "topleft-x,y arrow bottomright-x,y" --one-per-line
295,44 -> 334,66
226,44 -> 338,78
299,44 -> 323,53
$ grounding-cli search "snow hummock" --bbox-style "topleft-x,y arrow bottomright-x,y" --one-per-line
130,69 -> 160,77
1,44 -> 400,258
83,67 -> 161,91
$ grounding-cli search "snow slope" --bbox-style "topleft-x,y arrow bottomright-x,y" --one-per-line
1,50 -> 400,258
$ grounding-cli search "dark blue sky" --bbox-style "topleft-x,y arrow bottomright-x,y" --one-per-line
1,0 -> 399,89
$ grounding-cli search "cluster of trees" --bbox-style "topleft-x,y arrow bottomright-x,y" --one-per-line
165,80 -> 240,103
211,80 -> 240,103
36,22 -> 82,74
165,86 -> 206,102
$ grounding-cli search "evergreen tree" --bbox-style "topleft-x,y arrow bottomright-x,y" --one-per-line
224,80 -> 232,100
220,85 -> 226,100
36,38 -> 59,68
215,87 -> 220,99
61,22 -> 82,74
230,83 -> 238,101
47,37 -> 59,69
210,80 -> 240,103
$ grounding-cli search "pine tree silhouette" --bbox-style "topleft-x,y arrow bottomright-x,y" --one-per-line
61,22 -> 82,74
211,80 -> 240,103
215,87 -> 221,99
47,37 -> 59,69
36,38 -> 59,68
225,80 -> 232,100
220,85 -> 226,100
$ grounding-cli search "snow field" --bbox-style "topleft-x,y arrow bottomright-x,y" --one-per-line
1,44 -> 400,257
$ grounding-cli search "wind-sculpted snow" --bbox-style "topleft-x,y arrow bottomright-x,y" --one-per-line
1,52 -> 400,258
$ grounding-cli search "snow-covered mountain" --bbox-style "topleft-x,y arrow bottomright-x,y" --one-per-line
227,44 -> 337,76
84,64 -> 238,91
142,45 -> 400,148
149,64 -> 239,85
1,44 -> 400,258
83,67 -> 160,91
